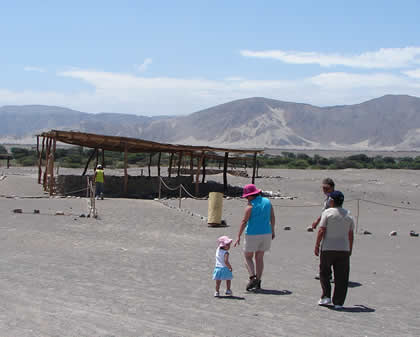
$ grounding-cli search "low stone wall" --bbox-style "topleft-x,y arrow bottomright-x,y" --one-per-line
56,175 -> 244,199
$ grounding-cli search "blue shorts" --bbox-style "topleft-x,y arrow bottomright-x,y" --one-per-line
212,266 -> 233,280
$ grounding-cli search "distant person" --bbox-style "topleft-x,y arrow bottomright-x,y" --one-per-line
213,236 -> 233,297
94,164 -> 105,200
314,191 -> 354,309
234,184 -> 275,291
311,178 -> 335,230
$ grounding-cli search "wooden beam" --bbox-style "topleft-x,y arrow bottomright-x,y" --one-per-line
195,151 -> 205,196
168,152 -> 174,178
202,156 -> 206,183
38,136 -> 45,184
148,153 -> 153,177
101,149 -> 105,167
252,152 -> 257,184
82,148 -> 97,176
177,151 -> 183,176
157,152 -> 161,177
43,138 -> 51,190
223,152 -> 229,194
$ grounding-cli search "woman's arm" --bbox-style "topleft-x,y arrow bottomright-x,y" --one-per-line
270,206 -> 276,239
234,205 -> 252,247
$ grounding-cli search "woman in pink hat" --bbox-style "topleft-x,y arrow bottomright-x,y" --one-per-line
234,184 -> 276,291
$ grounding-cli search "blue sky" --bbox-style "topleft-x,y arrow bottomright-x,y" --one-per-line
1,0 -> 420,115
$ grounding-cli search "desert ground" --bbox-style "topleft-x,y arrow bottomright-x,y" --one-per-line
0,166 -> 419,337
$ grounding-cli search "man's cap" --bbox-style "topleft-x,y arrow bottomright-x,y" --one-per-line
328,190 -> 344,204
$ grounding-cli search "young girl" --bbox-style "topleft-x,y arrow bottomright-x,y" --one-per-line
212,236 -> 233,297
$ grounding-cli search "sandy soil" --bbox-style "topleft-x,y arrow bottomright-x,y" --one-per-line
0,166 -> 419,337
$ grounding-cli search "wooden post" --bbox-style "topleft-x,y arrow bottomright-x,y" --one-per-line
95,148 -> 99,168
49,138 -> 56,195
223,152 -> 228,194
101,149 -> 105,167
202,156 -> 206,183
195,151 -> 205,196
252,152 -> 257,184
38,137 -> 45,183
43,138 -> 51,190
82,148 -> 97,176
177,151 -> 183,176
189,152 -> 194,178
168,153 -> 174,178
7,157 -> 10,169
148,153 -> 153,177
124,143 -> 128,194
157,152 -> 161,177
158,177 -> 162,199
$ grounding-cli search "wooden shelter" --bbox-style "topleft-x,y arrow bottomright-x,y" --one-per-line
0,154 -> 12,168
37,130 -> 263,196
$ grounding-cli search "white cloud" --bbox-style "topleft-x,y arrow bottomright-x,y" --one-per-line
403,68 -> 420,79
241,47 -> 420,69
1,68 -> 420,115
24,66 -> 46,73
135,58 -> 152,72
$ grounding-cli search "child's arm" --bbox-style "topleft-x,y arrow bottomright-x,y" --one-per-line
224,252 -> 232,271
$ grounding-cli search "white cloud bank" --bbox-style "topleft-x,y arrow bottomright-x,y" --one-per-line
241,47 -> 420,69
24,66 -> 46,73
1,66 -> 420,115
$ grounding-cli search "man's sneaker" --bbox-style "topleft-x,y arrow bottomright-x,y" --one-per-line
334,305 -> 343,310
225,289 -> 233,296
214,291 -> 220,297
255,280 -> 261,290
318,297 -> 332,306
246,276 -> 258,291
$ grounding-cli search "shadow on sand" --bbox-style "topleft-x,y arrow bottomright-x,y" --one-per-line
328,305 -> 375,313
250,289 -> 293,296
348,281 -> 362,288
216,295 -> 245,300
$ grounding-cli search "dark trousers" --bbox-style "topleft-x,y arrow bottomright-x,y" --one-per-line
95,182 -> 104,197
319,250 -> 350,306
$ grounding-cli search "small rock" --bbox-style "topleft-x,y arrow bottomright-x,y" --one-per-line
55,211 -> 65,216
33,209 -> 40,214
363,230 -> 372,235
306,226 -> 314,232
393,209 -> 398,211
409,230 -> 419,237
389,231 -> 397,236
283,226 -> 291,231
79,214 -> 86,218
13,209 -> 23,213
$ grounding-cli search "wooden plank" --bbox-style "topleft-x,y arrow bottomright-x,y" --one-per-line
157,152 -> 161,177
124,143 -> 128,193
82,148 -> 97,176
252,152 -> 257,184
223,152 -> 228,194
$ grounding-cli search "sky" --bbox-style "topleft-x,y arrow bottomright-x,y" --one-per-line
1,0 -> 420,116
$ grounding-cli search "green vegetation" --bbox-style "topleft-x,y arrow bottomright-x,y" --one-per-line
6,146 -> 420,170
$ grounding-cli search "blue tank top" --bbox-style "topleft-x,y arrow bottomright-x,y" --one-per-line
246,196 -> 272,235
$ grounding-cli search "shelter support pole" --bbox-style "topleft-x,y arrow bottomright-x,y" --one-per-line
82,148 -> 97,176
177,151 -> 183,176
158,177 -> 162,199
256,159 -> 259,177
189,152 -> 194,178
43,138 -> 51,190
95,148 -> 99,168
252,152 -> 257,184
36,136 -> 40,180
49,139 -> 56,196
101,149 -> 105,167
195,151 -> 204,196
39,137 -> 45,183
157,152 -> 161,177
223,152 -> 228,194
124,143 -> 128,194
202,157 -> 206,183
168,153 -> 174,178
148,153 -> 153,177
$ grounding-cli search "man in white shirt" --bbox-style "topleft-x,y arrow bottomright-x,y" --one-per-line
314,190 -> 354,309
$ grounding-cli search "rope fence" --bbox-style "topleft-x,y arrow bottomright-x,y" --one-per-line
158,176 -> 207,208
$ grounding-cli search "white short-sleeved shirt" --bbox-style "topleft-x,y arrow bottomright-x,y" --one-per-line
215,247 -> 228,268
319,207 -> 354,251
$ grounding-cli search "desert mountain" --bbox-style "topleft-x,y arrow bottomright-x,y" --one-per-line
2,95 -> 420,150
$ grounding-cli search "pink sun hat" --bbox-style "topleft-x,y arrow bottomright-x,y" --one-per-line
218,235 -> 233,247
242,184 -> 261,198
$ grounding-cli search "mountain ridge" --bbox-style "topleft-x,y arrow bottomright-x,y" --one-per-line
2,94 -> 420,150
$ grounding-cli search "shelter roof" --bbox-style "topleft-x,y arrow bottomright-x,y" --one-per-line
38,130 -> 263,156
